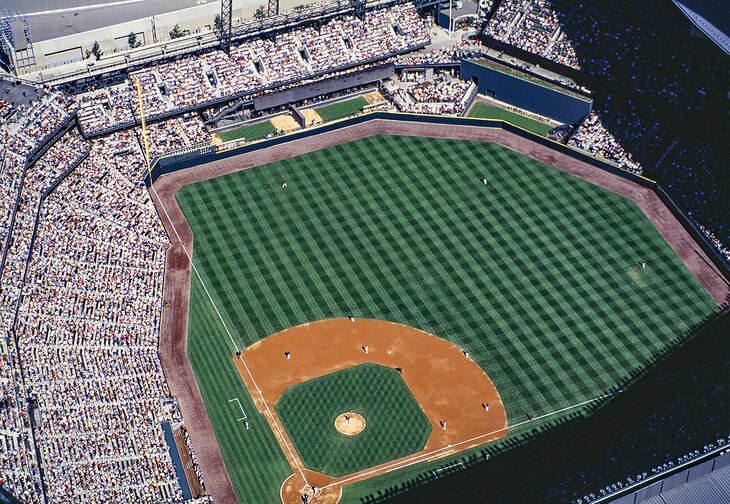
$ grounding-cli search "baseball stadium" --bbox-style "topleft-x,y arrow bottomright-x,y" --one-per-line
0,1 -> 728,504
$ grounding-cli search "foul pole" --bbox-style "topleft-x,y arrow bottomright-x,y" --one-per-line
134,77 -> 154,183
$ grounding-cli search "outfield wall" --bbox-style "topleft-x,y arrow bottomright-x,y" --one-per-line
150,112 -> 730,283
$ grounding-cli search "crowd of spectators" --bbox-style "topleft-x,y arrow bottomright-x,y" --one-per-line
0,1 -> 727,499
0,82 -> 193,500
77,4 -> 429,135
139,113 -> 211,161
568,112 -> 641,173
0,98 -> 11,121
9,128 -> 182,502
389,75 -> 476,116
0,150 -> 25,259
77,85 -> 137,135
576,436 -> 730,504
396,39 -> 488,66
0,92 -> 78,160
484,0 -> 727,245
698,225 -> 730,262
181,426 -> 204,493
559,3 -> 727,243
0,126 -> 91,502
484,0 -> 579,69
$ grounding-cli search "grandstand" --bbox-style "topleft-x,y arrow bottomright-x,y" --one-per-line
0,0 -> 727,502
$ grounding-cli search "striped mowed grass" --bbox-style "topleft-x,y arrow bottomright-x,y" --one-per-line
276,363 -> 431,477
176,134 -> 716,503
315,96 -> 368,121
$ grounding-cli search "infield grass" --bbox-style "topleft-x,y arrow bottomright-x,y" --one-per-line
315,96 -> 368,121
176,134 -> 716,502
276,363 -> 431,476
468,103 -> 553,136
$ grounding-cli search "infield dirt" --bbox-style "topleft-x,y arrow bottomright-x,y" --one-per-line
238,318 -> 507,503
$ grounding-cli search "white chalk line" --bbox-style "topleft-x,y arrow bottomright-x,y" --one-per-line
320,389 -> 623,490
228,398 -> 248,422
149,180 -> 309,484
137,81 -> 310,486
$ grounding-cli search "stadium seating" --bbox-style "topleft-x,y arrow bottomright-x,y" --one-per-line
484,0 -> 580,69
0,89 -> 212,500
77,4 -> 429,135
388,75 -> 477,115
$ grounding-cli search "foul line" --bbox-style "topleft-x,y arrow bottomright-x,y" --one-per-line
149,179 -> 309,484
137,88 -> 310,486
319,390 -> 624,490
149,175 -> 309,485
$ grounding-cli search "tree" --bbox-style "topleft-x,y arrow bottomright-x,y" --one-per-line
89,41 -> 103,60
169,23 -> 185,39
214,14 -> 223,33
254,6 -> 266,23
127,31 -> 141,49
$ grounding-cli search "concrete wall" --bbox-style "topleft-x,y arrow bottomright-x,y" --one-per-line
31,3 -> 227,71
253,64 -> 395,110
460,59 -> 592,125
25,0 -> 319,72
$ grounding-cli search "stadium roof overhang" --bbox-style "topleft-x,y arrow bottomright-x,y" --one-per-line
672,0 -> 730,56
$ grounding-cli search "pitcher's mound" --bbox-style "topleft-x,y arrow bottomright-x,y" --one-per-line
334,412 -> 365,436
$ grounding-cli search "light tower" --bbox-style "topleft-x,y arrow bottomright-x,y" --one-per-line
220,0 -> 233,54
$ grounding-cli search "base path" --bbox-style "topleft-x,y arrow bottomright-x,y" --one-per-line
152,118 -> 729,503
237,318 -> 508,503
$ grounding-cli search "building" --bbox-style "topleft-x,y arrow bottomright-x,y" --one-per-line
0,0 -> 313,75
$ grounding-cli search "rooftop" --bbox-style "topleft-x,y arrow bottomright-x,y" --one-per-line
12,0 -> 208,43
672,0 -> 730,55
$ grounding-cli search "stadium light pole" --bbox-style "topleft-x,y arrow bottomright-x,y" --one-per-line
221,0 -> 233,54
449,0 -> 453,35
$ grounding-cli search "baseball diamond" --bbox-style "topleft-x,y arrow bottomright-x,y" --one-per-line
158,123 -> 724,503
236,319 -> 507,501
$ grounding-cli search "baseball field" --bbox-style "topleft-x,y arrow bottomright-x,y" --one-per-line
173,133 -> 717,502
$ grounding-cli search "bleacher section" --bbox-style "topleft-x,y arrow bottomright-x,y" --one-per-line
0,4 -> 429,501
76,4 -> 429,136
483,0 -> 579,69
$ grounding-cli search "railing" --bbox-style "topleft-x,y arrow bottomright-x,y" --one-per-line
587,442 -> 730,504
80,46 -> 427,139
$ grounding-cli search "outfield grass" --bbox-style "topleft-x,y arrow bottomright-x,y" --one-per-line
276,364 -> 430,477
176,134 -> 716,502
315,96 -> 368,121
468,103 -> 553,136
217,121 -> 276,143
